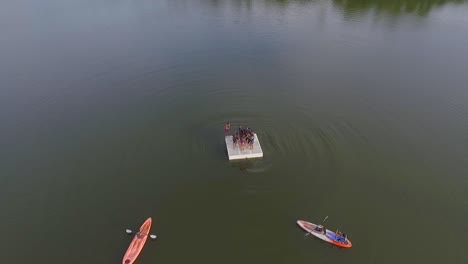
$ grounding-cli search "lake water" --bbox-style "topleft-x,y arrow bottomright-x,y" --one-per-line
1,0 -> 468,263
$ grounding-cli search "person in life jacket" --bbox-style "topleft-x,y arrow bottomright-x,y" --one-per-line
315,225 -> 326,234
339,233 -> 348,242
336,231 -> 347,242
224,122 -> 231,133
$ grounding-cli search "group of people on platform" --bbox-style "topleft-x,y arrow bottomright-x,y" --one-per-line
224,123 -> 255,150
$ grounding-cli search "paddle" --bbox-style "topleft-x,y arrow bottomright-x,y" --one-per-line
125,229 -> 157,240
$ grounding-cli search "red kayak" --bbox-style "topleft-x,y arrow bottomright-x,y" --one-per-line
122,218 -> 152,264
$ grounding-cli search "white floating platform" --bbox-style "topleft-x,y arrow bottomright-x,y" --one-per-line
225,133 -> 263,160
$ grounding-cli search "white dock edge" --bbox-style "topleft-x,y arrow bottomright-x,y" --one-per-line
225,133 -> 263,160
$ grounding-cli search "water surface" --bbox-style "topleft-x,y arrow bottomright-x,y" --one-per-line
1,0 -> 468,263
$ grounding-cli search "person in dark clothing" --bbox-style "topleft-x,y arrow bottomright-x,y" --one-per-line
249,135 -> 254,149
233,132 -> 238,147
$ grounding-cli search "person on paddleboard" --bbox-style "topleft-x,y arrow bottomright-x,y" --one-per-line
335,231 -> 347,242
315,225 -> 326,234
340,233 -> 347,242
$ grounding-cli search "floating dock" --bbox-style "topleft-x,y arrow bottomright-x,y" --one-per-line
225,133 -> 263,160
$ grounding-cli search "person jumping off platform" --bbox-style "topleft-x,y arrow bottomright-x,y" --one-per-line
224,122 -> 231,134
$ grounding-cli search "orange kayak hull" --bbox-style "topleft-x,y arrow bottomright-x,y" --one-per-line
122,217 -> 152,264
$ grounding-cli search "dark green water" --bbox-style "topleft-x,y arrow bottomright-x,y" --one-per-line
1,0 -> 468,263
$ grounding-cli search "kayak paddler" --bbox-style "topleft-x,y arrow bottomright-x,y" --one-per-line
315,225 -> 326,234
341,233 -> 348,242
336,232 -> 347,242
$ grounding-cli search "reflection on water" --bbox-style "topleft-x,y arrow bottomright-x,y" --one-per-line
332,0 -> 466,16
205,0 -> 467,18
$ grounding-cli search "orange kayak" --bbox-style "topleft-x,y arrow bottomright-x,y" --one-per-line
122,217 -> 152,264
